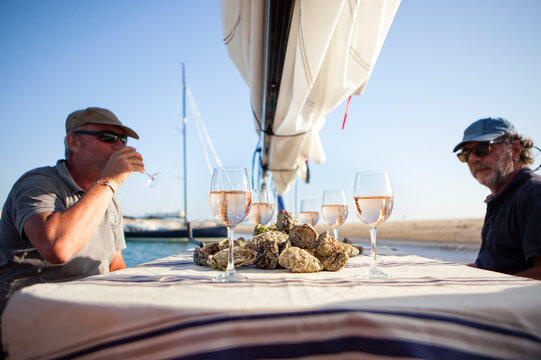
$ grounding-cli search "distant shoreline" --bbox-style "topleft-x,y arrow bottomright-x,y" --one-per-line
125,217 -> 483,244
238,219 -> 483,244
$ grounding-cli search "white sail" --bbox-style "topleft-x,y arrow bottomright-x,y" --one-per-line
221,0 -> 400,194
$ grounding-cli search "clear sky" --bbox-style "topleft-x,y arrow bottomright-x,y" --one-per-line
1,0 -> 540,223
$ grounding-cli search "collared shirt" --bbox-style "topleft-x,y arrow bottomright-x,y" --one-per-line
475,168 -> 541,274
0,160 -> 126,311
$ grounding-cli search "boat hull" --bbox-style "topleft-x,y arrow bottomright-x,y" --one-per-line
124,226 -> 227,239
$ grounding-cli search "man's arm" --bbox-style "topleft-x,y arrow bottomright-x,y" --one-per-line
23,147 -> 143,264
514,257 -> 541,280
24,182 -> 118,264
109,250 -> 127,271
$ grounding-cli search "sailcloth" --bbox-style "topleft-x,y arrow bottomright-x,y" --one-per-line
221,0 -> 401,195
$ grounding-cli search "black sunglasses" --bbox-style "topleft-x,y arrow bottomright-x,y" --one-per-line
71,130 -> 127,146
456,139 -> 503,163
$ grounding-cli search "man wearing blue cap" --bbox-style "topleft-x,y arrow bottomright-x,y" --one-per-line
454,117 -> 541,280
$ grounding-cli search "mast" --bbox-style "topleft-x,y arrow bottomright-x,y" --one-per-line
182,63 -> 188,223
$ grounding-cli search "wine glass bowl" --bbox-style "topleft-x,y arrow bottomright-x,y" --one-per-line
299,199 -> 320,225
209,167 -> 252,282
144,171 -> 161,188
353,171 -> 394,279
321,189 -> 348,241
249,187 -> 274,225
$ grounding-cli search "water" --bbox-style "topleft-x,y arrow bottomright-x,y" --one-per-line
123,239 -> 197,268
123,236 -> 479,268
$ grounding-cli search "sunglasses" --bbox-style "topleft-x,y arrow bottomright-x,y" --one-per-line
71,130 -> 127,146
456,140 -> 503,163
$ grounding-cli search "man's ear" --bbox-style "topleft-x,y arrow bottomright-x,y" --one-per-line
66,133 -> 81,153
511,140 -> 522,162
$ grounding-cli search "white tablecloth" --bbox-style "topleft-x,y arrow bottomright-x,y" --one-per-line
3,252 -> 541,359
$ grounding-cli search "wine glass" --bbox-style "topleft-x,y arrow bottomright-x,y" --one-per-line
144,171 -> 160,188
321,189 -> 348,241
249,187 -> 274,225
353,171 -> 394,279
299,199 -> 320,226
209,167 -> 252,282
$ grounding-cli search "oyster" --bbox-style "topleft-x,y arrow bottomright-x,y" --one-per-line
321,252 -> 349,272
252,231 -> 289,245
315,231 -> 359,259
289,224 -> 318,250
246,232 -> 289,269
250,239 -> 280,269
201,242 -> 221,255
208,247 -> 257,270
193,246 -> 209,267
278,247 -> 323,273
343,238 -> 364,255
275,210 -> 298,234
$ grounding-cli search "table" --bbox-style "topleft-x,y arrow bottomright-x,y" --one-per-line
3,251 -> 541,359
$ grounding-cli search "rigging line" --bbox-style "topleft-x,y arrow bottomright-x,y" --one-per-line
186,86 -> 223,169
189,93 -> 214,178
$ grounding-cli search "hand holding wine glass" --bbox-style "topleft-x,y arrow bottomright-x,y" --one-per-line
299,199 -> 320,226
321,189 -> 348,241
249,187 -> 274,226
209,167 -> 252,282
353,171 -> 394,279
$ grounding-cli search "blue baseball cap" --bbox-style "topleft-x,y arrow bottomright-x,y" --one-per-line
453,117 -> 515,152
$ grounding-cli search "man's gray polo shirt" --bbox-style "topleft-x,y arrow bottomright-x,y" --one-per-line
0,160 -> 126,311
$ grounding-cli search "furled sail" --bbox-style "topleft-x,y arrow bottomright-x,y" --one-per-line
221,0 -> 401,194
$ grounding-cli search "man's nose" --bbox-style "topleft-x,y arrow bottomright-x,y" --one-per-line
467,151 -> 482,165
111,139 -> 124,149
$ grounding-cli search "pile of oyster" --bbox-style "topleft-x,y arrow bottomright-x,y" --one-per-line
193,210 -> 363,273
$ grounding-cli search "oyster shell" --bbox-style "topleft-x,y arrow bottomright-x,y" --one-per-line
275,210 -> 298,234
321,252 -> 349,272
315,231 -> 359,259
193,246 -> 209,267
343,238 -> 364,255
252,230 -> 289,245
278,247 -> 323,273
208,247 -> 257,270
246,236 -> 282,269
289,224 -> 318,250
201,242 -> 221,255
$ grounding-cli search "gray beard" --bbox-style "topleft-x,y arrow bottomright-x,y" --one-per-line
471,157 -> 515,191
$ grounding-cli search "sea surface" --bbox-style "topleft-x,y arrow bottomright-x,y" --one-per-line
123,236 -> 479,268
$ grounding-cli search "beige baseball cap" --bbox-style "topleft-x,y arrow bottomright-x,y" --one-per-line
65,107 -> 139,139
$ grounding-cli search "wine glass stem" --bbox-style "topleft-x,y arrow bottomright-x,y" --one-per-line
333,227 -> 339,241
225,226 -> 236,274
369,227 -> 378,273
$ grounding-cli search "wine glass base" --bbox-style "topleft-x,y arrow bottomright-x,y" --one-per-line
213,271 -> 247,283
356,268 -> 391,279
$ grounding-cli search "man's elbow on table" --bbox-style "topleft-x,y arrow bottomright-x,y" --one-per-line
23,213 -> 86,264
514,257 -> 541,281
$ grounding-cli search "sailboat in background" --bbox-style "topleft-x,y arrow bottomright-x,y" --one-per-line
124,64 -> 227,240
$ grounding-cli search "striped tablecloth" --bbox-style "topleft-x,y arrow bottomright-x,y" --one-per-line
2,252 -> 541,359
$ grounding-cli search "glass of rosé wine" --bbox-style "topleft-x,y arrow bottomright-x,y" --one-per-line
321,189 -> 348,241
353,171 -> 394,279
249,187 -> 274,226
209,167 -> 252,282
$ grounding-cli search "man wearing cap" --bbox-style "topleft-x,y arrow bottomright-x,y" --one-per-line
0,107 -> 145,316
453,117 -> 541,280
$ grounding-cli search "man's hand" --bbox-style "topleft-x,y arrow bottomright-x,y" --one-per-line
99,146 -> 145,188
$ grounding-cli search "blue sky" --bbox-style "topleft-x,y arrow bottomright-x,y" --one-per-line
1,0 -> 540,223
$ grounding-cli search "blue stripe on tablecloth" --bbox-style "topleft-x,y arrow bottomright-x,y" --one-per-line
175,335 -> 501,360
51,307 -> 541,359
79,274 -> 532,288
